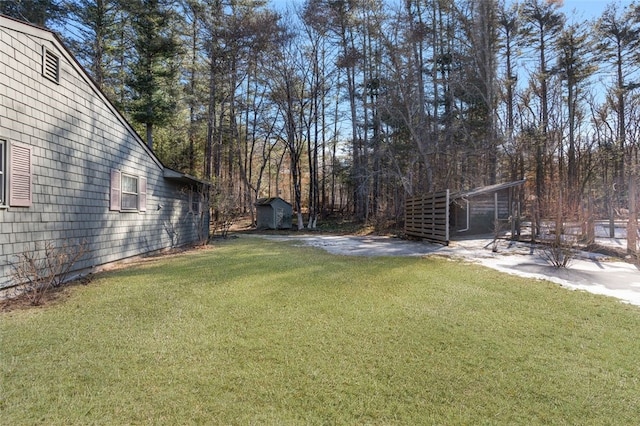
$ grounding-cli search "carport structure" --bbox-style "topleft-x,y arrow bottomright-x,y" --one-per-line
405,180 -> 526,244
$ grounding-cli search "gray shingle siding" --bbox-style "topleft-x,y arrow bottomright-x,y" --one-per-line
0,16 -> 209,288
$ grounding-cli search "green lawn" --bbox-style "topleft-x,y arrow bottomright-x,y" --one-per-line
2,236 -> 640,425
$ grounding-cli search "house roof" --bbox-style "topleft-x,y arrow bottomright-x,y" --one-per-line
451,179 -> 526,199
163,169 -> 210,186
0,13 -> 206,187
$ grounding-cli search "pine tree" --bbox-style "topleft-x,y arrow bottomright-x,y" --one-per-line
556,23 -> 595,211
521,0 -> 565,233
594,3 -> 640,200
65,0 -> 122,95
0,0 -> 65,26
124,0 -> 181,149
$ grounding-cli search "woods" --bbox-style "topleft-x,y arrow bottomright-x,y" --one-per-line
2,0 -> 639,236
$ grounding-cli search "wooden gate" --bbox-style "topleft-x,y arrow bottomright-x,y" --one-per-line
405,190 -> 450,244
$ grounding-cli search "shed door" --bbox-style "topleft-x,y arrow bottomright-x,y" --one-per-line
276,208 -> 284,228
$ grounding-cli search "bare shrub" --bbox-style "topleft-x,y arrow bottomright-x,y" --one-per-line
216,219 -> 234,239
11,240 -> 89,305
182,185 -> 212,245
491,219 -> 510,252
539,233 -> 575,268
210,187 -> 238,239
192,189 -> 211,245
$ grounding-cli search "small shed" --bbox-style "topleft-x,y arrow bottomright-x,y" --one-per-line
255,197 -> 292,230
449,179 -> 526,235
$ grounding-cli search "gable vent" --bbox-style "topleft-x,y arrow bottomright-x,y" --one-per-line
43,47 -> 60,83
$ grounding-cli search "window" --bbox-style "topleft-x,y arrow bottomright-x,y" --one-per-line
189,187 -> 201,214
0,140 -> 5,206
110,169 -> 146,212
42,47 -> 60,83
121,174 -> 138,210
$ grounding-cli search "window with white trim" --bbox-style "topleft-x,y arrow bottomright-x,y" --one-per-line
110,169 -> 146,212
121,174 -> 138,210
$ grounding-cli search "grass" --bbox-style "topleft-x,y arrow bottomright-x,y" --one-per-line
2,236 -> 640,425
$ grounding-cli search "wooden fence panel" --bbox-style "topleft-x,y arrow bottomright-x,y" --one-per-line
405,190 -> 450,244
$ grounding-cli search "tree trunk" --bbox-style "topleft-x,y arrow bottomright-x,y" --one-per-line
627,166 -> 638,257
146,123 -> 153,150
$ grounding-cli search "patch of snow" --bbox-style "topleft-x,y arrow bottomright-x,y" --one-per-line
255,234 -> 640,307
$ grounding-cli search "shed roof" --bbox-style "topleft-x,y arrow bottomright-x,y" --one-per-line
451,179 -> 526,199
255,197 -> 292,206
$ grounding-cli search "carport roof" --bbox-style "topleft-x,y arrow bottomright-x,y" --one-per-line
451,179 -> 526,199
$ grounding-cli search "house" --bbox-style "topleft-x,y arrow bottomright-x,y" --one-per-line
0,14 -> 209,288
255,197 -> 292,230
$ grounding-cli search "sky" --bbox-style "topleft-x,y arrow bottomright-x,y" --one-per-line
268,0 -> 630,21
561,0 -> 620,22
